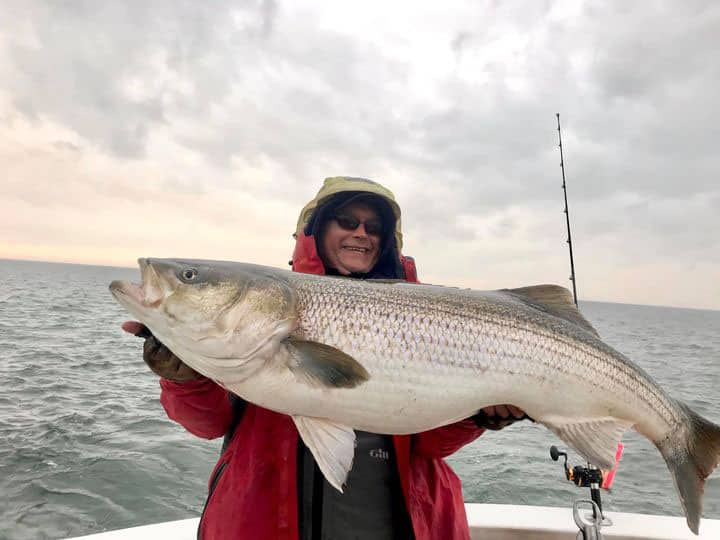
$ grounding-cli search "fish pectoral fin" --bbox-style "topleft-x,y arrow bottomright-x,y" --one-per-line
293,415 -> 356,492
542,416 -> 633,469
285,337 -> 370,389
502,285 -> 599,337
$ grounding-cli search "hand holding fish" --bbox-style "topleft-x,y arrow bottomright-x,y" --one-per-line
474,404 -> 529,430
121,321 -> 201,382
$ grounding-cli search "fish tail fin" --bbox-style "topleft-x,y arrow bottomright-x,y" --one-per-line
657,402 -> 720,535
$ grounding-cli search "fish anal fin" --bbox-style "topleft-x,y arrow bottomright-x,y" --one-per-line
286,337 -> 370,389
542,416 -> 632,470
504,285 -> 599,337
293,416 -> 355,492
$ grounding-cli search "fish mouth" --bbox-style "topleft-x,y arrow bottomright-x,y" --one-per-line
109,258 -> 165,309
109,279 -> 145,307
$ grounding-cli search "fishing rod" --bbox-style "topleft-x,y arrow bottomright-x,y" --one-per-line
550,115 -> 620,539
556,113 -> 579,307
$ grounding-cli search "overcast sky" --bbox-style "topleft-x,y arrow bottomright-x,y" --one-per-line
1,0 -> 718,310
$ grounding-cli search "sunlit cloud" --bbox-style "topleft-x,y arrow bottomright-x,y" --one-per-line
1,0 -> 718,309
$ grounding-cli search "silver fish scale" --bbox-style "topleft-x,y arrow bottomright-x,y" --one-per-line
290,275 -> 682,435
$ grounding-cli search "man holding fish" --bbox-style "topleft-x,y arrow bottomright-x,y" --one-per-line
121,176 -> 527,540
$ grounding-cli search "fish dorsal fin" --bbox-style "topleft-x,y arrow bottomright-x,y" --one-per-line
503,285 -> 599,337
293,415 -> 356,492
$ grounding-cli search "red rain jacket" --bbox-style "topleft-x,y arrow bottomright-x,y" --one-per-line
159,232 -> 486,539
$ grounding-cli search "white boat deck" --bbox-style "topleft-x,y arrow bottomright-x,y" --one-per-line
465,504 -> 720,539
66,503 -> 720,539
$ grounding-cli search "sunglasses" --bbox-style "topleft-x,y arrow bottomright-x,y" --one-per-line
333,213 -> 383,236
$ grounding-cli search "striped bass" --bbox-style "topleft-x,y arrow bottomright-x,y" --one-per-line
109,258 -> 720,534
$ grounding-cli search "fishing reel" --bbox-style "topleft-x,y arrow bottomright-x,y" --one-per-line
550,445 -> 614,539
550,445 -> 604,490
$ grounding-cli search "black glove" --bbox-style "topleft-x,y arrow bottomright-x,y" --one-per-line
124,322 -> 202,382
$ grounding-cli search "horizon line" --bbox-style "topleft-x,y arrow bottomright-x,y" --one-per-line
2,256 -> 717,314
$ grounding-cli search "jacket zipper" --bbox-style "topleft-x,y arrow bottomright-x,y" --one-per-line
197,461 -> 227,540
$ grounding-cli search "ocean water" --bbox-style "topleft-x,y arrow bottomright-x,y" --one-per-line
1,258 -> 719,539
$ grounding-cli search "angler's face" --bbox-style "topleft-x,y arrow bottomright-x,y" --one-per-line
320,202 -> 382,275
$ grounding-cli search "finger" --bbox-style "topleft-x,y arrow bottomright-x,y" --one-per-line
143,337 -> 165,362
482,405 -> 497,416
122,321 -> 152,338
495,405 -> 510,418
122,321 -> 145,335
153,345 -> 177,367
507,405 -> 525,418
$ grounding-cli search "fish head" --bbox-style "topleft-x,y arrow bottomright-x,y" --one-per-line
110,258 -> 298,381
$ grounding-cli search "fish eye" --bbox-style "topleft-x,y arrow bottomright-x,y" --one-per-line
180,268 -> 199,282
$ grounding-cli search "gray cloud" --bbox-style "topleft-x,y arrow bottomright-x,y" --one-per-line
51,140 -> 82,153
1,1 -> 275,157
1,0 -> 718,301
